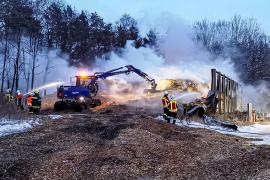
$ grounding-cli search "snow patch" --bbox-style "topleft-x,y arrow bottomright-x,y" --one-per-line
157,116 -> 270,145
0,118 -> 40,137
48,115 -> 63,120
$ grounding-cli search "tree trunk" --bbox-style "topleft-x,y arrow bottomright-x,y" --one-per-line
1,32 -> 8,92
31,38 -> 38,90
31,52 -> 36,90
11,33 -> 21,93
6,54 -> 11,89
43,51 -> 50,96
27,70 -> 30,92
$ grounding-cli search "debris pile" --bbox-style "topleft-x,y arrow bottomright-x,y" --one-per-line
156,79 -> 208,93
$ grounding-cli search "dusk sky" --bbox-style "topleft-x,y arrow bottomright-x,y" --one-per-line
66,0 -> 270,34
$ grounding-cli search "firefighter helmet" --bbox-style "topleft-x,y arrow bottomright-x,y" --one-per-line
164,91 -> 169,96
171,95 -> 175,100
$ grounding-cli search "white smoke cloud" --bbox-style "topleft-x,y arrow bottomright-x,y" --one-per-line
34,15 -> 269,112
30,50 -> 78,94
241,83 -> 270,112
93,15 -> 269,112
93,17 -> 235,94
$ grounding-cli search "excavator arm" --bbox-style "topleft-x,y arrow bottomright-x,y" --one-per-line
125,65 -> 157,90
94,65 -> 157,90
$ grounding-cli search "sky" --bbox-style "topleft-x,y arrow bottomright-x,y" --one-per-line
65,0 -> 270,35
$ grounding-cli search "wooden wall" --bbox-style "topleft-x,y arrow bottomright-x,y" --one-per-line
211,69 -> 238,114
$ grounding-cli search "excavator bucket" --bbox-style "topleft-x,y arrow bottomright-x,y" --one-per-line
143,81 -> 160,94
143,88 -> 160,94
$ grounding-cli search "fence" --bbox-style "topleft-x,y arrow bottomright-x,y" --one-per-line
211,69 -> 238,114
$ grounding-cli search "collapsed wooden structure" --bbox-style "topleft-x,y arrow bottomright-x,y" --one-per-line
211,69 -> 238,114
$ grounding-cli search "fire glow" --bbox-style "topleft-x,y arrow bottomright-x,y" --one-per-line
77,70 -> 90,77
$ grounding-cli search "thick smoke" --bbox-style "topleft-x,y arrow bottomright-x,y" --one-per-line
40,16 -> 269,112
33,50 -> 85,94
241,83 -> 270,112
93,18 -> 233,99
93,16 -> 269,111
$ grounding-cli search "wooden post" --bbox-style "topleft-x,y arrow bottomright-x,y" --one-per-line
217,72 -> 222,114
211,69 -> 217,91
227,79 -> 230,113
236,83 -> 238,111
232,81 -> 236,112
252,110 -> 256,122
248,103 -> 253,122
225,78 -> 230,113
210,69 -> 238,115
222,75 -> 226,114
234,82 -> 238,111
229,80 -> 232,113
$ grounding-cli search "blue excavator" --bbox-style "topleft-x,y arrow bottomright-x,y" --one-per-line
54,65 -> 157,112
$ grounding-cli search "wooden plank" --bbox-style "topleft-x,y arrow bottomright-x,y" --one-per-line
217,72 -> 222,114
221,75 -> 226,114
211,69 -> 217,91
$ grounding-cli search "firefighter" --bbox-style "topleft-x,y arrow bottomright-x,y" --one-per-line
31,91 -> 41,114
162,91 -> 170,123
27,93 -> 33,114
5,89 -> 13,102
15,90 -> 24,110
168,95 -> 178,124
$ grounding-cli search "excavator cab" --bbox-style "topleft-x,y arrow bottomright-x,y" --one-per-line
75,75 -> 92,86
74,75 -> 99,97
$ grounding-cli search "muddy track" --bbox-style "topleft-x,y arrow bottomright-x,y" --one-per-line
0,105 -> 270,179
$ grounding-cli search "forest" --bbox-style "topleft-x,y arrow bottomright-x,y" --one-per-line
0,0 -> 270,93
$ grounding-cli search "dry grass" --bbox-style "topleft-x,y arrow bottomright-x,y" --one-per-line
41,93 -> 60,110
0,94 -> 28,120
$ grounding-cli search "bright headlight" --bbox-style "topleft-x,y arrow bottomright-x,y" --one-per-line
79,96 -> 85,101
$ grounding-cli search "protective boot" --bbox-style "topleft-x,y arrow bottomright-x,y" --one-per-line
173,119 -> 176,124
28,107 -> 33,114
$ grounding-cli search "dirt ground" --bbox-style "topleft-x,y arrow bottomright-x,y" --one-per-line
0,105 -> 270,180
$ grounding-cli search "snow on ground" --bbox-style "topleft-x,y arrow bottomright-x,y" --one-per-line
48,115 -> 63,120
0,114 -> 65,137
237,124 -> 270,145
0,114 -> 70,137
157,116 -> 270,145
0,118 -> 40,137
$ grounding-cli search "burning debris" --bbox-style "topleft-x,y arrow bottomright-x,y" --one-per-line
156,79 -> 209,95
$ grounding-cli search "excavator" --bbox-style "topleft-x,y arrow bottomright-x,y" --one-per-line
54,65 -> 157,112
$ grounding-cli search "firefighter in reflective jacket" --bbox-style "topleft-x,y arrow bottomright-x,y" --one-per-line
15,90 -> 24,110
32,91 -> 41,114
5,89 -> 13,102
168,95 -> 178,124
27,94 -> 33,114
162,91 -> 170,122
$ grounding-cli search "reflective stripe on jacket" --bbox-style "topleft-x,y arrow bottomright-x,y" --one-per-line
162,96 -> 170,108
5,93 -> 13,102
169,100 -> 178,113
32,95 -> 41,108
32,105 -> 40,109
